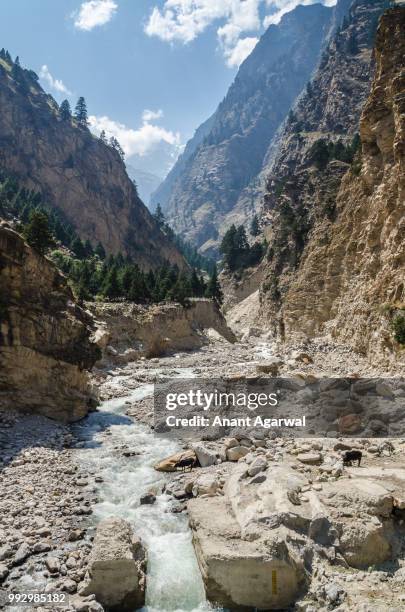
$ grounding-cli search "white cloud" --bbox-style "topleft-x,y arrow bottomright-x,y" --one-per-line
145,0 -> 336,67
142,108 -> 164,122
224,37 -> 259,67
39,65 -> 72,96
73,0 -> 117,31
88,114 -> 182,158
264,0 -> 336,27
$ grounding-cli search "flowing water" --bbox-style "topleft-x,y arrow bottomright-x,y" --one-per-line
74,369 -> 214,612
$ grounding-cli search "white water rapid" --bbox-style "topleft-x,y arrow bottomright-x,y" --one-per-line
74,370 -> 215,612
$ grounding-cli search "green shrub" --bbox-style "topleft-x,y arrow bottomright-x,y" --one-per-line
392,313 -> 405,345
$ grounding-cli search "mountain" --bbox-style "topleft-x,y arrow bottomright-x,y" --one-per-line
151,3 -> 333,255
0,54 -> 185,270
126,165 -> 162,210
259,0 -> 403,368
151,112 -> 216,211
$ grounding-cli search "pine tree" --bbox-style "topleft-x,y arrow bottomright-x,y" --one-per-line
100,130 -> 107,144
206,265 -> 223,305
153,204 -> 165,227
11,59 -> 22,80
102,266 -> 121,300
190,268 -> 202,297
70,236 -> 87,259
109,137 -> 125,160
95,241 -> 106,260
309,139 -> 330,170
74,97 -> 88,127
128,268 -> 149,303
250,214 -> 260,237
198,274 -> 207,297
169,273 -> 191,306
59,99 -> 72,121
115,140 -> 125,160
115,252 -> 125,268
23,210 -> 55,255
83,239 -> 94,257
120,266 -> 133,297
146,269 -> 156,295
220,224 -> 250,271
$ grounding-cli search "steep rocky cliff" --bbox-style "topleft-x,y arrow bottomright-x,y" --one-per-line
153,4 -> 333,254
151,112 -> 216,211
0,56 -> 184,269
260,0 -> 389,306
0,222 -> 99,421
260,5 -> 404,369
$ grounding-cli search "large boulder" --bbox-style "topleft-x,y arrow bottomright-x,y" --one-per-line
339,520 -> 393,569
83,517 -> 146,611
192,442 -> 218,467
154,449 -> 196,472
226,446 -> 250,462
188,496 -> 304,610
192,473 -> 220,497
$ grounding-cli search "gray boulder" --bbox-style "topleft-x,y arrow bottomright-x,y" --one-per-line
192,442 -> 218,467
83,517 -> 146,611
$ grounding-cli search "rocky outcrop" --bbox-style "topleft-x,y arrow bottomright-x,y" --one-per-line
0,223 -> 98,421
153,3 -> 333,255
220,265 -> 264,313
154,449 -> 197,473
260,5 -> 405,369
90,299 -> 236,363
83,517 -> 146,611
188,443 -> 405,609
0,57 -> 184,268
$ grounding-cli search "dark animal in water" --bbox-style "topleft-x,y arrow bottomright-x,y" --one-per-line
175,456 -> 196,472
342,450 -> 362,466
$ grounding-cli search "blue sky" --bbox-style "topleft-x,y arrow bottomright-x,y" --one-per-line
0,0 -> 335,177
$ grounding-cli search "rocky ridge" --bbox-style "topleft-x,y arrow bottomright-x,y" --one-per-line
152,3 -> 333,254
260,4 -> 405,369
89,298 -> 236,364
0,55 -> 184,268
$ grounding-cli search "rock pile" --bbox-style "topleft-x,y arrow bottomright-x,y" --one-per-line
0,410 -> 98,609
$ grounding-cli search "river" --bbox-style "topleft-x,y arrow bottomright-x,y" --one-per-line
73,369 -> 214,612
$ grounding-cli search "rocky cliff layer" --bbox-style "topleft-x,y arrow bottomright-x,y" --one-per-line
0,56 -> 184,269
0,223 -> 99,421
260,5 -> 405,369
90,298 -> 236,363
153,4 -> 333,254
